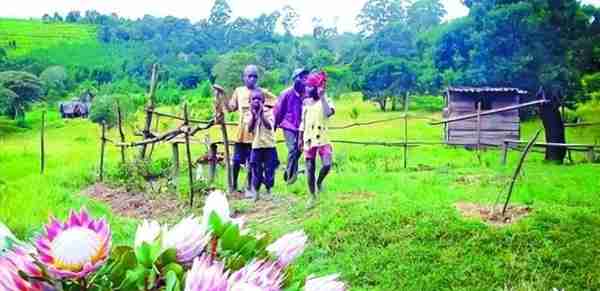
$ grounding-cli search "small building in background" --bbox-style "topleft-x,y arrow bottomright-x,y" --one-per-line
443,86 -> 528,146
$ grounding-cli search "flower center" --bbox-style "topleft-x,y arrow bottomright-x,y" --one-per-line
51,227 -> 102,271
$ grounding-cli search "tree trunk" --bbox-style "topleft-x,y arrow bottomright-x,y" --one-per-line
539,91 -> 566,163
377,97 -> 387,112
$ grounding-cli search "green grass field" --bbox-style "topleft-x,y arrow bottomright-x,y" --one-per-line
1,95 -> 599,290
0,18 -> 96,58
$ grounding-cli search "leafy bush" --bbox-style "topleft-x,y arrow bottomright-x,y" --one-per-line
411,95 -> 444,112
89,93 -> 138,127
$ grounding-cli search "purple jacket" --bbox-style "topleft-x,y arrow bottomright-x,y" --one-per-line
274,87 -> 303,132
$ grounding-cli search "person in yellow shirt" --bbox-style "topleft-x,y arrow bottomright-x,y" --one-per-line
247,89 -> 279,201
213,65 -> 277,194
299,72 -> 335,208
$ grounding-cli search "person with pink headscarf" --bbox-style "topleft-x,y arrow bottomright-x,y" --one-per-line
299,71 -> 335,208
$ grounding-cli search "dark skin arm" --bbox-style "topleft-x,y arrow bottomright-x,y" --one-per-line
248,107 -> 260,134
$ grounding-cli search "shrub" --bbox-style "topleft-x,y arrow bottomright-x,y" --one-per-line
89,93 -> 137,127
411,95 -> 444,112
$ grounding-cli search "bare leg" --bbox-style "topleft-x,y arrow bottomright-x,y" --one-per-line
306,158 -> 317,208
317,154 -> 332,193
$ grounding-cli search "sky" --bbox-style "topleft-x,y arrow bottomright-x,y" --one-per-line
1,0 -> 599,35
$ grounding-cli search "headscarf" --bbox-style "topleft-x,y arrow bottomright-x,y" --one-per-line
306,71 -> 327,88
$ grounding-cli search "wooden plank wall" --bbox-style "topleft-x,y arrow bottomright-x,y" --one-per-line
446,93 -> 520,146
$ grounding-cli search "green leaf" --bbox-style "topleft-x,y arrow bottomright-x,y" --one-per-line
110,245 -> 134,260
118,265 -> 148,291
157,248 -> 178,266
220,224 -> 240,251
208,211 -> 226,237
239,239 -> 257,261
162,263 -> 184,278
135,242 -> 162,268
165,270 -> 181,291
110,250 -> 137,284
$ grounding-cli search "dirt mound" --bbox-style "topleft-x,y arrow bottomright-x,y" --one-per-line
455,202 -> 532,226
83,183 -> 187,220
82,183 -> 296,224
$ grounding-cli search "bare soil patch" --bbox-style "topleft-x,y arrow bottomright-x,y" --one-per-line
82,183 -> 187,220
455,202 -> 532,226
82,183 -> 296,224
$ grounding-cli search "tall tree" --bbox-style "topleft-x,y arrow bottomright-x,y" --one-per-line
407,0 -> 446,32
208,0 -> 232,26
0,71 -> 44,122
65,11 -> 81,23
356,0 -> 406,37
281,5 -> 300,36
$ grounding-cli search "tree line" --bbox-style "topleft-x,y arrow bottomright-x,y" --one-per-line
0,0 -> 599,124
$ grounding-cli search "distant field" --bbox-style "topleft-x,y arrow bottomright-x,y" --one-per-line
0,18 -> 96,57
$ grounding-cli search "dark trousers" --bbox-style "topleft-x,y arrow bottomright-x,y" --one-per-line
250,148 -> 280,191
233,143 -> 252,190
283,129 -> 301,179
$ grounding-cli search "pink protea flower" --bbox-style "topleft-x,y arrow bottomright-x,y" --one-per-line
266,230 -> 308,267
35,208 -> 111,279
184,254 -> 229,291
164,216 -> 211,264
228,260 -> 284,291
0,246 -> 50,291
304,274 -> 346,291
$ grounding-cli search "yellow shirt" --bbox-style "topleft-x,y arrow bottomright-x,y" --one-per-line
249,108 -> 276,149
229,87 -> 277,143
300,97 -> 335,151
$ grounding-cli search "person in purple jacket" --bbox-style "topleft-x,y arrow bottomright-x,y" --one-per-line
274,68 -> 310,185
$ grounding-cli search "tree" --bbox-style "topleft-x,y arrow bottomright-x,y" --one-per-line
281,5 -> 300,36
65,11 -> 81,23
52,12 -> 63,22
212,52 -> 259,93
0,71 -> 44,123
208,0 -> 232,26
361,59 -> 416,111
356,0 -> 406,37
40,66 -> 68,101
407,0 -> 446,32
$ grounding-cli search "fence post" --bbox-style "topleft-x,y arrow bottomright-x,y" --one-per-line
140,63 -> 158,159
99,121 -> 107,182
40,110 -> 46,174
171,143 -> 180,192
116,102 -> 126,164
476,102 -> 482,164
501,140 -> 509,166
183,103 -> 195,207
208,143 -> 218,184
404,92 -> 409,169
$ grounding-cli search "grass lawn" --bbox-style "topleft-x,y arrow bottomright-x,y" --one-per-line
1,95 -> 599,290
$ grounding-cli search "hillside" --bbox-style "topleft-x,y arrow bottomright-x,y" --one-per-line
0,18 -> 96,58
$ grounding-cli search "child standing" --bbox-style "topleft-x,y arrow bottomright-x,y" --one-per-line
299,72 -> 335,207
248,89 -> 279,201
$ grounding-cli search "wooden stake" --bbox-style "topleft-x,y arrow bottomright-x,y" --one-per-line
116,102 -> 126,164
171,143 -> 180,192
502,129 -> 542,216
140,64 -> 158,159
208,143 -> 218,184
501,140 -> 509,166
404,93 -> 409,169
476,102 -> 482,164
99,121 -> 107,182
183,103 -> 195,207
148,115 -> 160,159
214,90 -> 233,193
40,110 -> 46,174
